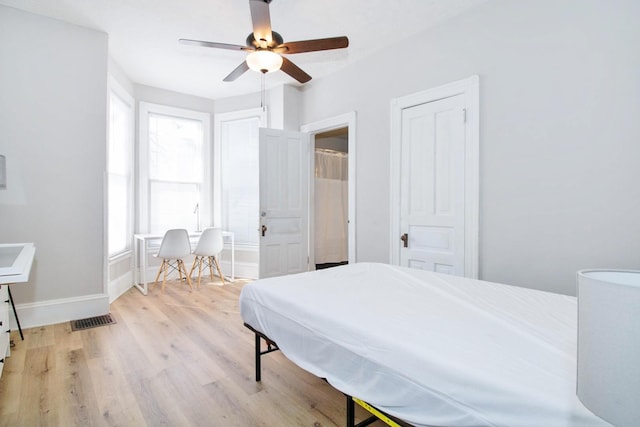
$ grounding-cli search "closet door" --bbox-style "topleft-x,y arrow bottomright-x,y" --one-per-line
391,76 -> 479,278
399,94 -> 466,275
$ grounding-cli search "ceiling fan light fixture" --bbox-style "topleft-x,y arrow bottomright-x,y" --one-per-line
246,50 -> 283,74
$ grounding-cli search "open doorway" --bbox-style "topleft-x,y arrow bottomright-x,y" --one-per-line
314,128 -> 349,270
301,111 -> 357,270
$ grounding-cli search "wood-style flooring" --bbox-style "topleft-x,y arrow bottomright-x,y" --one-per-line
0,278 -> 377,426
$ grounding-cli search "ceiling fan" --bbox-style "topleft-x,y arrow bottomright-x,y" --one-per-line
179,0 -> 349,84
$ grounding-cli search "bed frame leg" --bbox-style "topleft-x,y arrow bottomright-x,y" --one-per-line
346,395 -> 355,427
244,324 -> 279,382
254,331 -> 262,382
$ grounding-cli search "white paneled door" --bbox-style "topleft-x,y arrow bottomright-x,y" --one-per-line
259,128 -> 310,278
399,94 -> 467,275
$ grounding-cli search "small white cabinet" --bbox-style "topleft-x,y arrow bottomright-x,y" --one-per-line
0,284 -> 9,377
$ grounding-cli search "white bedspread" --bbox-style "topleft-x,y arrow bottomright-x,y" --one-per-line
239,263 -> 610,427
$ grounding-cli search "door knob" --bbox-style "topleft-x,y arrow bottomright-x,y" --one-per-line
261,225 -> 267,237
400,233 -> 408,248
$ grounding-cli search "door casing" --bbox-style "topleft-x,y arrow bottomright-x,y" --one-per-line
390,76 -> 479,278
301,112 -> 357,266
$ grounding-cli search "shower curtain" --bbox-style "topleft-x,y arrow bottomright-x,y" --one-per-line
314,149 -> 348,264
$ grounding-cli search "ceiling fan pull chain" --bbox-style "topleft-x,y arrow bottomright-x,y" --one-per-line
261,73 -> 266,112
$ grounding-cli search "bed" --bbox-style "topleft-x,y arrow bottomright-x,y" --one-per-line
239,262 -> 611,427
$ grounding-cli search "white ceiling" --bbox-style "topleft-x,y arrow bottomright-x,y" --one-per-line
0,0 -> 488,100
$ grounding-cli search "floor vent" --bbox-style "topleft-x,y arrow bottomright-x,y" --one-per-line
71,314 -> 117,331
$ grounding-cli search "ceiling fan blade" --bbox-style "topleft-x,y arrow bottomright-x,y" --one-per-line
249,0 -> 273,46
275,36 -> 349,54
280,57 -> 311,83
179,38 -> 252,51
223,61 -> 250,82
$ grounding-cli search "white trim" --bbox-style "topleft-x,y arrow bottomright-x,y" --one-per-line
13,293 -> 110,330
220,260 -> 257,280
109,249 -> 132,263
390,76 -> 479,278
103,169 -> 108,296
301,111 -> 357,264
108,272 -> 133,303
138,102 -> 212,233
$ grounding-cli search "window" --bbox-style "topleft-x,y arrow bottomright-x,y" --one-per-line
107,78 -> 134,257
139,103 -> 211,234
214,108 -> 266,246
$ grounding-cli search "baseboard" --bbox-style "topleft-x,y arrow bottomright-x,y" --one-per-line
142,261 -> 258,284
220,260 -> 258,280
12,293 -> 110,330
108,272 -> 133,303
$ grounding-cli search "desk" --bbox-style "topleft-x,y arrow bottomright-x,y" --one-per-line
133,231 -> 234,295
0,242 -> 36,357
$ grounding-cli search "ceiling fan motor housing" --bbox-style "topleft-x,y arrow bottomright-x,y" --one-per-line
246,31 -> 283,49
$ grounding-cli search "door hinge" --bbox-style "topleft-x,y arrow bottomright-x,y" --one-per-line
463,108 -> 467,123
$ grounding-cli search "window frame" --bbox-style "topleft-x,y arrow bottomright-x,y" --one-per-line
107,76 -> 135,259
138,102 -> 211,234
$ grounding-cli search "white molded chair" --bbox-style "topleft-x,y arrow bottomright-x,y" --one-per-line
153,229 -> 193,293
189,227 -> 225,288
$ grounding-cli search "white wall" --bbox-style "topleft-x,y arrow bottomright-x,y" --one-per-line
214,84 -> 301,130
299,0 -> 640,295
135,84 -> 215,114
0,6 -> 109,325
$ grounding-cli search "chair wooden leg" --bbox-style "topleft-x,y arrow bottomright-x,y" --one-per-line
180,260 -> 193,290
154,262 -> 163,283
208,256 -> 215,280
213,256 -> 225,285
189,257 -> 198,279
197,256 -> 204,288
189,257 -> 200,289
162,260 -> 168,293
178,259 -> 185,284
152,261 -> 164,290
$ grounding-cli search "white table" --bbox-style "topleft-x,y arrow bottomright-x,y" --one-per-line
133,231 -> 234,295
0,242 -> 36,347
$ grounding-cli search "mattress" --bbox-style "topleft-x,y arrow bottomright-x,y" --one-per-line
239,263 -> 610,427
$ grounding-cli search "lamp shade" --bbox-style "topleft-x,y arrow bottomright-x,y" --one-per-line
577,269 -> 640,427
246,50 -> 283,74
